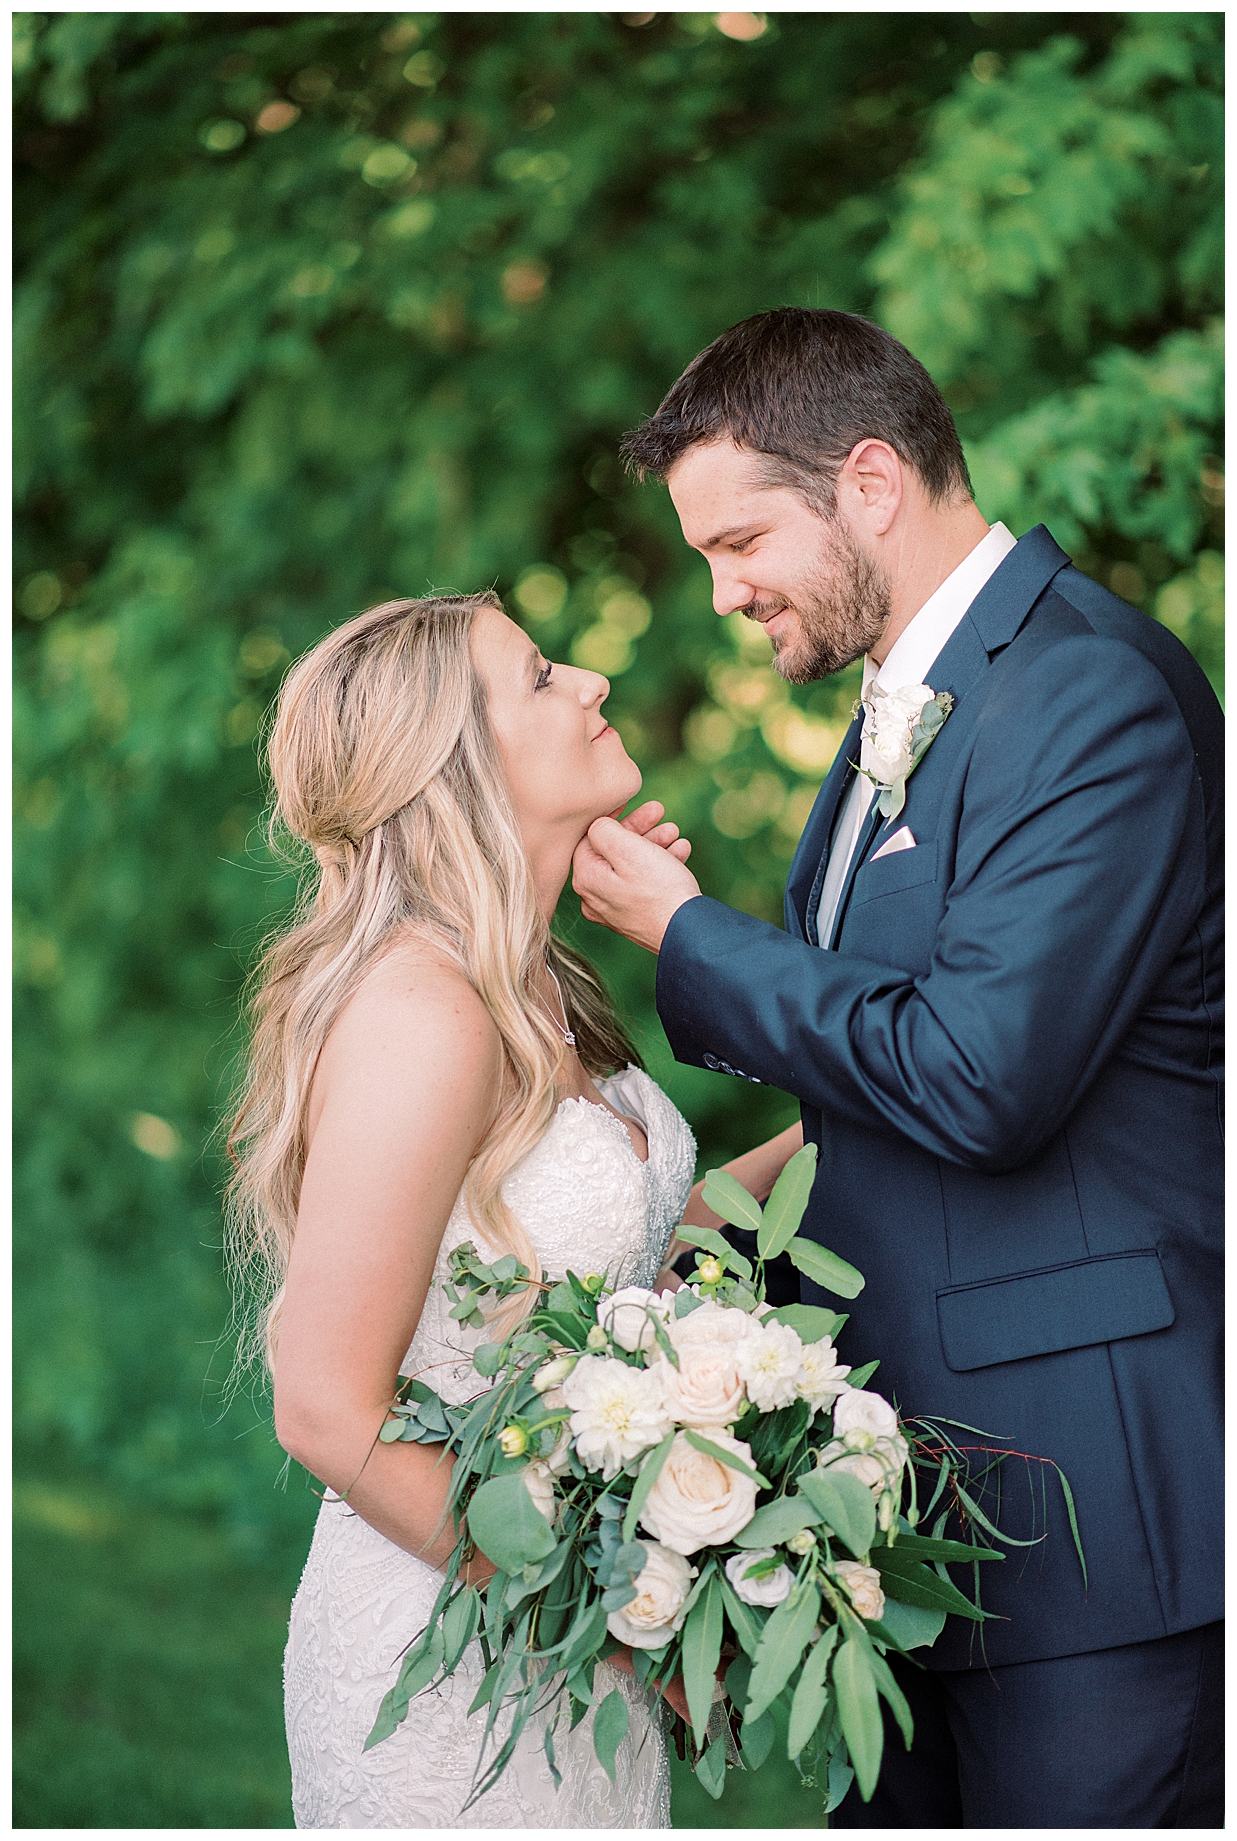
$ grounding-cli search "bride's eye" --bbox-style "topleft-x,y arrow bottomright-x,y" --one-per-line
535,662 -> 553,691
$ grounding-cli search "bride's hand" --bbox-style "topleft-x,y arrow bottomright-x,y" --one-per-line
613,798 -> 692,863
607,1645 -> 693,1721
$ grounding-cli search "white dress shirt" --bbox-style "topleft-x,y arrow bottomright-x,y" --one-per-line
813,521 -> 1018,948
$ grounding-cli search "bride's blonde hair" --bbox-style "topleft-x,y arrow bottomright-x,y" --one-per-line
225,592 -> 638,1367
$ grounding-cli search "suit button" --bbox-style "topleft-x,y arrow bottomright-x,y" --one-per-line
703,1053 -> 721,1071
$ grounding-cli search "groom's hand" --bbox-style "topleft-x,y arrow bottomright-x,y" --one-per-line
614,798 -> 692,862
572,814 -> 700,953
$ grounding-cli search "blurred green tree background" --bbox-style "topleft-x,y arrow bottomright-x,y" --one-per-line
14,10 -> 1222,1827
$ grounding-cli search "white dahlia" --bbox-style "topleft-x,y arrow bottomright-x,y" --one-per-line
560,1355 -> 672,1481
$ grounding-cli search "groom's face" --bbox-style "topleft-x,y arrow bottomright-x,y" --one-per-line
667,439 -> 890,682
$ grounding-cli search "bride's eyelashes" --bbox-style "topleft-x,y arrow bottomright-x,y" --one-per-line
535,661 -> 553,691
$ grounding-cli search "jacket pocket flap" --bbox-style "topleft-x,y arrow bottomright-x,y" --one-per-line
936,1250 -> 1174,1373
851,837 -> 938,905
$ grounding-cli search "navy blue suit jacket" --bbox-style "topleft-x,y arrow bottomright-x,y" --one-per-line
657,527 -> 1223,1668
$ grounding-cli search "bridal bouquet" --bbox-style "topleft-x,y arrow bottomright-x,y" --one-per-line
364,1145 -> 1072,1812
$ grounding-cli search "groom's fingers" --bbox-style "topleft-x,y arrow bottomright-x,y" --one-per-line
667,837 -> 692,863
572,815 -> 700,953
617,799 -> 666,835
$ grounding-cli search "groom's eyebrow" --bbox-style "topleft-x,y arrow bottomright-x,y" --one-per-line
699,521 -> 759,550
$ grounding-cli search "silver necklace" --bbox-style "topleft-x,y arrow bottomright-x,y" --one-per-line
539,962 -> 576,1047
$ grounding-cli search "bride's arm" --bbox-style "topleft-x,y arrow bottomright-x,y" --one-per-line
655,1120 -> 804,1287
272,952 -> 504,1579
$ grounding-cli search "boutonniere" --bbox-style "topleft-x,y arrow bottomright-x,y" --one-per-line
850,683 -> 955,820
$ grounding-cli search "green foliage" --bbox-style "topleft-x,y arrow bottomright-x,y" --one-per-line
13,10 -> 1222,1825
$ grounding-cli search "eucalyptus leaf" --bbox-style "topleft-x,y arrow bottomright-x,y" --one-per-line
681,1572 -> 724,1745
719,1575 -> 765,1660
466,1473 -> 557,1574
870,1599 -> 946,1650
733,1495 -> 822,1548
592,1688 -> 629,1783
784,1236 -> 866,1299
673,1223 -> 753,1282
683,1429 -> 769,1487
623,1431 -> 675,1541
700,1167 -> 764,1236
695,1733 -> 727,1800
674,1287 -> 705,1319
745,1581 -> 820,1724
441,1584 -> 481,1672
873,1552 -> 990,1620
740,1706 -> 776,1772
787,1624 -> 838,1760
832,1636 -> 883,1801
764,1303 -> 847,1343
758,1142 -> 818,1260
798,1468 -> 877,1559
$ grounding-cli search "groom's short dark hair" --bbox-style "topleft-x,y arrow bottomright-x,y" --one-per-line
620,307 -> 972,511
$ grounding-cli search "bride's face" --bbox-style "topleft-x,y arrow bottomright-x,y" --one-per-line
472,606 -> 642,840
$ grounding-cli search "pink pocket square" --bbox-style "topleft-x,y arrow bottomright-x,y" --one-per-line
872,825 -> 917,860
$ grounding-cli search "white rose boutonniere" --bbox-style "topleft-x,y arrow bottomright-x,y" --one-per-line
853,681 -> 954,820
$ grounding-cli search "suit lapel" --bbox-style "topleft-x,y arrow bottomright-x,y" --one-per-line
785,707 -> 863,941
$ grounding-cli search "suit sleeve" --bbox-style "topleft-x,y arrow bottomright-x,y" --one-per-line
657,636 -> 1203,1174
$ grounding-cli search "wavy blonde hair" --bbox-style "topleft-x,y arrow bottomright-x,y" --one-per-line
225,592 -> 638,1367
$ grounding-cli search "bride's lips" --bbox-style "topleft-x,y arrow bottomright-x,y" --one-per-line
591,722 -> 617,742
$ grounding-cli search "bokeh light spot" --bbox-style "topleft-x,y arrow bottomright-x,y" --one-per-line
199,119 -> 246,153
713,13 -> 767,41
130,1113 -> 182,1161
255,101 -> 300,134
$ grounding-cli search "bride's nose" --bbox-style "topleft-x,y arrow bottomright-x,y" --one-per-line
568,664 -> 610,706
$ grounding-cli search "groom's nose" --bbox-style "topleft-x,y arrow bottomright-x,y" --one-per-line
707,557 -> 757,617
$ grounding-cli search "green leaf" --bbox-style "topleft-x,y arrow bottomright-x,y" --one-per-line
440,1584 -> 481,1672
825,1755 -> 856,1814
872,1553 -> 989,1621
832,1636 -> 884,1801
592,1688 -> 629,1784
885,1532 -> 1003,1563
468,1658 -> 502,1716
683,1429 -> 769,1488
622,1430 -> 675,1541
543,1718 -> 561,1790
864,1640 -> 914,1749
765,1303 -> 846,1343
674,1223 -> 753,1282
472,1341 -> 505,1378
695,1733 -> 727,1799
1055,1463 -> 1088,1589
733,1496 -> 822,1548
681,1572 -> 724,1745
758,1142 -> 818,1260
466,1473 -> 557,1574
378,1418 -> 406,1442
674,1287 -> 704,1319
798,1468 -> 877,1559
870,1599 -> 946,1651
740,1707 -> 776,1771
784,1236 -> 866,1299
846,1359 -> 880,1389
700,1167 -> 764,1236
787,1623 -> 838,1760
745,1581 -> 820,1724
719,1574 -> 765,1659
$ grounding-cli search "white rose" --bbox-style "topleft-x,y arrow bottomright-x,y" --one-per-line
605,1541 -> 696,1650
658,1342 -> 747,1430
639,1430 -> 759,1555
561,1355 -> 673,1481
599,1286 -> 670,1355
666,1298 -> 761,1361
832,1560 -> 886,1622
724,1548 -> 794,1608
737,1321 -> 805,1413
522,1460 -> 557,1525
864,682 -> 935,785
816,1433 -> 909,1496
832,1387 -> 900,1441
796,1338 -> 852,1412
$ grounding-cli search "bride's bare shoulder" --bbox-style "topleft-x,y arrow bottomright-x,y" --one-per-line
312,932 -> 503,1127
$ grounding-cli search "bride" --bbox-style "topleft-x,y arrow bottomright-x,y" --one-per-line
225,591 -> 802,1828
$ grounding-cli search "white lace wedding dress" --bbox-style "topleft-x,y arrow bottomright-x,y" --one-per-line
284,1066 -> 696,1829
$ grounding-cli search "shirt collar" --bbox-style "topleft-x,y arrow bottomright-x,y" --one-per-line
864,521 -> 1017,696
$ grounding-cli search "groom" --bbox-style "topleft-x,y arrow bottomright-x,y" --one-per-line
573,309 -> 1222,1827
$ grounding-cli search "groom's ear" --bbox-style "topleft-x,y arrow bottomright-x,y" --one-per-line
838,439 -> 903,537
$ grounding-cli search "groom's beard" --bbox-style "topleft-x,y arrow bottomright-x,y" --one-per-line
745,521 -> 891,683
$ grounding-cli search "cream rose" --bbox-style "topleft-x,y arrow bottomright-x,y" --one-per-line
605,1541 -> 696,1650
832,1560 -> 885,1622
522,1459 -> 557,1525
638,1430 -> 759,1555
666,1298 -> 761,1361
658,1343 -> 746,1430
817,1433 -> 909,1496
724,1548 -> 794,1608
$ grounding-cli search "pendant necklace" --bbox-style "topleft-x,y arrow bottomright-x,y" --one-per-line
539,962 -> 576,1047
